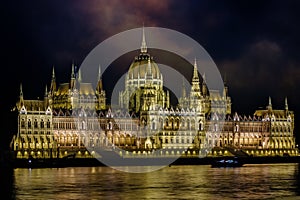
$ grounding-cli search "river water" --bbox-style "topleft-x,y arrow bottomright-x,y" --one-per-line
2,163 -> 300,200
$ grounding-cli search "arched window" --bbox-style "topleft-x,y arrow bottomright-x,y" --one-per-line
82,121 -> 86,130
171,118 -> 174,129
235,124 -> 239,132
181,119 -> 185,128
187,120 -> 190,130
47,120 -> 51,128
159,118 -> 163,129
28,120 -> 31,128
21,119 -> 25,128
34,119 -> 38,128
109,121 -> 112,130
199,120 -> 203,131
176,118 -> 180,128
214,123 -> 218,132
191,119 -> 195,129
152,121 -> 156,130
40,119 -> 44,128
165,118 -> 169,127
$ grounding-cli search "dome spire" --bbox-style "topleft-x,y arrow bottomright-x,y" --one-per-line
141,26 -> 147,53
147,58 -> 152,75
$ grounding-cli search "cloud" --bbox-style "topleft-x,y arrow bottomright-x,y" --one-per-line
218,38 -> 300,113
220,40 -> 283,89
72,0 -> 172,38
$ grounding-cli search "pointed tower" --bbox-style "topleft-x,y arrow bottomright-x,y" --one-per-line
178,77 -> 189,109
267,96 -> 272,111
44,85 -> 49,109
223,73 -> 228,97
222,73 -> 231,115
182,77 -> 186,98
96,65 -> 106,110
141,26 -> 147,54
285,97 -> 289,111
166,90 -> 170,108
17,83 -> 25,110
190,59 -> 201,97
77,68 -> 82,83
96,65 -> 103,93
70,62 -> 76,90
49,66 -> 56,95
44,85 -> 48,97
202,73 -> 207,96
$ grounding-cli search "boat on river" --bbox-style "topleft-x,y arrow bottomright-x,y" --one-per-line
211,157 -> 244,168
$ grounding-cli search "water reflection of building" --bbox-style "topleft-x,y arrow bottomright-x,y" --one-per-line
10,29 -> 298,159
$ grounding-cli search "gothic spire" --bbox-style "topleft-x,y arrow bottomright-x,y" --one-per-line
190,58 -> 201,98
44,85 -> 48,97
52,65 -> 55,79
223,72 -> 228,97
20,83 -> 23,96
223,72 -> 227,85
50,66 -> 57,93
192,58 -> 199,82
202,73 -> 207,96
96,64 -> 103,92
18,83 -> 24,107
78,68 -> 82,82
71,62 -> 76,79
267,96 -> 272,110
70,62 -> 76,90
141,26 -> 147,54
182,77 -> 186,98
202,73 -> 206,84
97,64 -> 102,81
285,97 -> 288,110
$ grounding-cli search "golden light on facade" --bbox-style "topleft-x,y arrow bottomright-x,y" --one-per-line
9,30 -> 300,161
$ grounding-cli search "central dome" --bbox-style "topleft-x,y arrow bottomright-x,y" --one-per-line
118,27 -> 168,111
128,53 -> 161,79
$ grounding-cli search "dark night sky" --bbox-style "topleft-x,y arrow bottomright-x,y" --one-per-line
2,0 -> 300,150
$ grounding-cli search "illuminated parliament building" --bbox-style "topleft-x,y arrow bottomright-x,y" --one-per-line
10,30 -> 299,159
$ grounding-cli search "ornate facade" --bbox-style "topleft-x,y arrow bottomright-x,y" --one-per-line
10,30 -> 298,159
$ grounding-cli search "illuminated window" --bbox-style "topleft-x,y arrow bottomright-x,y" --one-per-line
152,121 -> 155,130
40,120 -> 44,128
199,120 -> 204,131
47,120 -> 51,128
214,123 -> 218,132
235,124 -> 239,132
34,119 -> 38,128
21,119 -> 25,128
